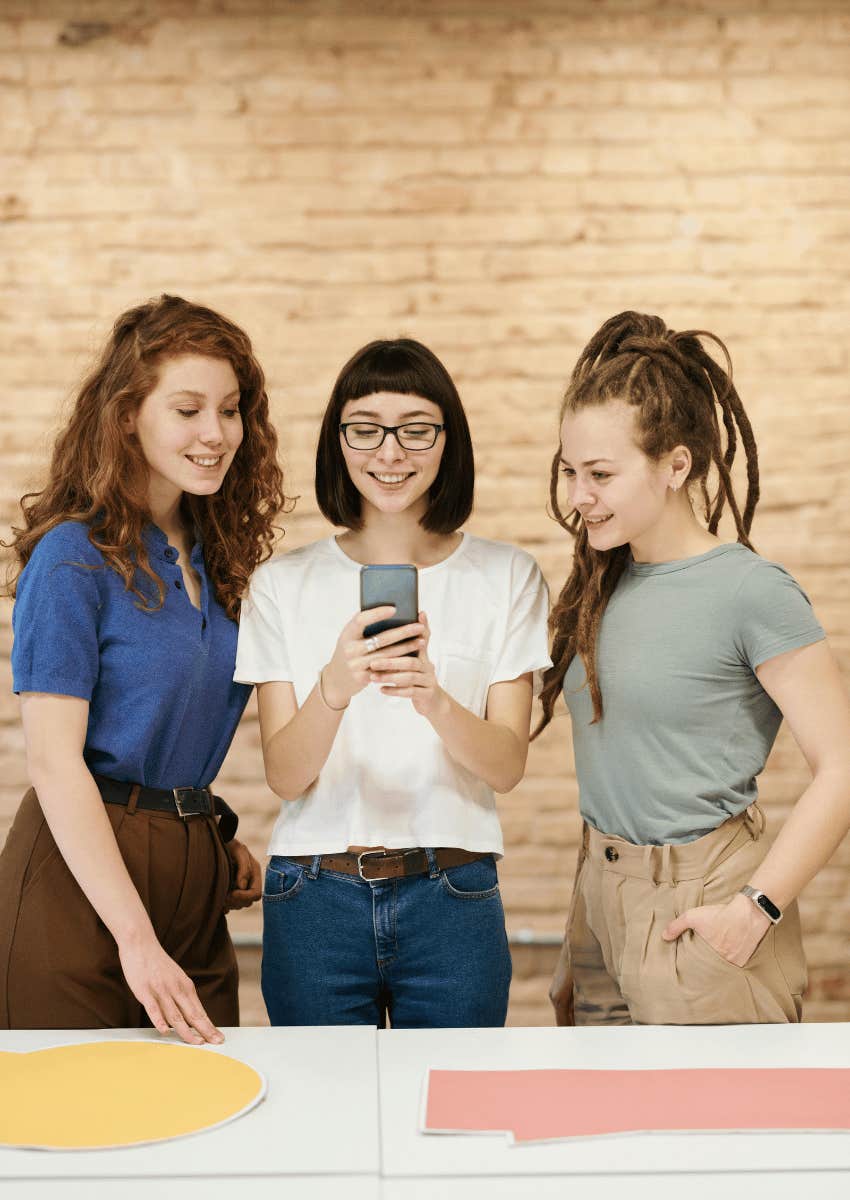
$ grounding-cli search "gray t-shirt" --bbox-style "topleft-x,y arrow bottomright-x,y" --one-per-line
563,544 -> 825,845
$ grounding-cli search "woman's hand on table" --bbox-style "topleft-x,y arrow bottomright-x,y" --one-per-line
368,612 -> 448,720
225,838 -> 263,910
118,932 -> 224,1045
321,606 -> 425,710
662,894 -> 771,967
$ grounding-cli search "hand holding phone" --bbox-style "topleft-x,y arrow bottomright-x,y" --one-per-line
317,566 -> 423,710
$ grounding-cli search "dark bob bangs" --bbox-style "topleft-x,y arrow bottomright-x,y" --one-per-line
315,337 -> 475,534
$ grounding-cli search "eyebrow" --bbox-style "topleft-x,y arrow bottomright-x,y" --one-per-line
560,457 -> 615,467
345,409 -> 436,421
168,389 -> 241,401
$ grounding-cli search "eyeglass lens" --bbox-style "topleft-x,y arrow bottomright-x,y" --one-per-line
343,423 -> 440,450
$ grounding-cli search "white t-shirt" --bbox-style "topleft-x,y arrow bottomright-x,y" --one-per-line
234,533 -> 551,857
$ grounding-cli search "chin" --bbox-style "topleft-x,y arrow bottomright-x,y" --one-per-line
586,526 -> 626,552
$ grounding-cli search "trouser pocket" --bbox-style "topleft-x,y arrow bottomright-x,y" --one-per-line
621,835 -> 804,1025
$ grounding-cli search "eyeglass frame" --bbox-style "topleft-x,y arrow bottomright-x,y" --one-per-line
339,421 -> 446,451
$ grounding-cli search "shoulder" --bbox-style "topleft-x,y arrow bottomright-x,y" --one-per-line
461,534 -> 545,587
723,546 -> 812,606
249,537 -> 342,593
22,521 -> 105,575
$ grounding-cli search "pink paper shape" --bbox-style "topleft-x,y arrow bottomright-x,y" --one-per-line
424,1068 -> 850,1143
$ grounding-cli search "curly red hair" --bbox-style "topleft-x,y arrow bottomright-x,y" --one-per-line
4,294 -> 289,620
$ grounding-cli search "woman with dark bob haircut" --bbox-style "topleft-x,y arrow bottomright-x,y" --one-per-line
235,337 -> 551,1027
0,294 -> 286,1043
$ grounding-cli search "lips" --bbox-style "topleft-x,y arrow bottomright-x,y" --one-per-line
584,514 -> 613,526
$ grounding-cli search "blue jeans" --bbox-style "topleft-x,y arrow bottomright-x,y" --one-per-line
261,852 -> 512,1027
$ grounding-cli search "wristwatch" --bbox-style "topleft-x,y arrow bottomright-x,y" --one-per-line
739,885 -> 783,924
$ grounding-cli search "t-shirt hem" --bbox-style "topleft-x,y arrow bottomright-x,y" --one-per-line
233,668 -> 293,685
12,676 -> 93,700
490,656 -> 553,686
267,840 -> 505,859
749,627 -> 825,669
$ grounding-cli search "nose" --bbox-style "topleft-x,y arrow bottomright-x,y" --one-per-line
198,412 -> 225,446
570,476 -> 595,510
375,430 -> 406,464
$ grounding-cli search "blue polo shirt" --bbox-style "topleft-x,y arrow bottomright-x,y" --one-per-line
11,520 -> 251,790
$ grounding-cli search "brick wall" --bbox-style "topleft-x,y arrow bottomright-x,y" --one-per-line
1,0 -> 848,1025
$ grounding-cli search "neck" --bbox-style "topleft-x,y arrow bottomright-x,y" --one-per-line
338,506 -> 460,567
147,486 -> 188,550
629,499 -> 722,564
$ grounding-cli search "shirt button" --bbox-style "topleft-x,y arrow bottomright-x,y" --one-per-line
164,548 -> 177,561
604,846 -> 619,863
174,579 -> 182,589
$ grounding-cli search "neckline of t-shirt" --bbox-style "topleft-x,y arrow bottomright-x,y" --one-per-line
628,542 -> 746,576
327,530 -> 470,575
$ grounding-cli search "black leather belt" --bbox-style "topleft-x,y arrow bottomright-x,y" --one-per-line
94,774 -> 238,843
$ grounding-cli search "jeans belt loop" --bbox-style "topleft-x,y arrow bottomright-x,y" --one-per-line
424,847 -> 440,879
308,855 -> 321,880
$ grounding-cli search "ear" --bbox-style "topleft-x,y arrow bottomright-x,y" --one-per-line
120,408 -> 137,436
667,444 -> 692,493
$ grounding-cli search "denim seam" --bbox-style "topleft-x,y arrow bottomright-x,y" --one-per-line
440,874 -> 500,900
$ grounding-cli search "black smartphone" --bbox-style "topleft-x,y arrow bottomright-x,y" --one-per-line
360,564 -> 419,646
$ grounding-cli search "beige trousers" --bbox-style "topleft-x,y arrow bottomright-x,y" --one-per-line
570,805 -> 807,1025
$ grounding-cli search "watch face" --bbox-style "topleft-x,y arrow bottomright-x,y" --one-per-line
756,892 -> 782,922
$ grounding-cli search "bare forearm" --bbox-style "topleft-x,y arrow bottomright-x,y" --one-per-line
28,762 -> 156,949
749,767 -> 850,908
264,683 -> 344,801
426,691 -> 527,793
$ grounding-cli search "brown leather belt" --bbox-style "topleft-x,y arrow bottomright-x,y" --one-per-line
286,847 -> 486,882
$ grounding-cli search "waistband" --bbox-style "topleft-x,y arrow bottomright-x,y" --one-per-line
583,804 -> 765,885
93,774 -> 239,843
285,847 -> 485,882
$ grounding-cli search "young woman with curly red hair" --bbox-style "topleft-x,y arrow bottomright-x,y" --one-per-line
0,294 -> 286,1043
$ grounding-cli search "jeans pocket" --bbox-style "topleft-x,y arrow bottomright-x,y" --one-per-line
440,855 -> 500,900
263,856 -> 305,903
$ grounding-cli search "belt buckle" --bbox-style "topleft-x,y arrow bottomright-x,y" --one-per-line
357,848 -> 420,881
173,787 -> 206,819
357,849 -> 392,880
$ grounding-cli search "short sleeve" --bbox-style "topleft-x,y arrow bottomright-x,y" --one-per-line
733,560 -> 825,670
491,553 -> 552,694
11,525 -> 102,700
234,566 -> 293,684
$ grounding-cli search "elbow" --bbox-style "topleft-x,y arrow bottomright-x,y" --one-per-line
492,758 -> 527,795
264,766 -> 309,804
491,737 -> 528,794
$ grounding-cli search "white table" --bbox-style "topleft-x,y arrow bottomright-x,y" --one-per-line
0,1025 -> 378,1191
2,1024 -> 850,1198
377,1024 -> 850,1195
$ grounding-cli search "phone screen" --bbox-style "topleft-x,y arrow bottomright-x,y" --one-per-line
360,564 -> 419,641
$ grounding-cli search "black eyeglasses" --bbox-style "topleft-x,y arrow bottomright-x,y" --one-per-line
339,422 -> 445,451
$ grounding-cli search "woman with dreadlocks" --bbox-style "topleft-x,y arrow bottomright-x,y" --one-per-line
540,311 -> 850,1025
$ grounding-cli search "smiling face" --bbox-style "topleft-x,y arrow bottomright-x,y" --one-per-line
339,391 -> 445,522
126,354 -> 243,515
559,399 -> 679,554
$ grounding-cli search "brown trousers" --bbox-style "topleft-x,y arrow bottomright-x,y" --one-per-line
569,805 -> 807,1025
0,788 -> 239,1029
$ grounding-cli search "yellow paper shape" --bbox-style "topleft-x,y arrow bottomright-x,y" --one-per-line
0,1040 -> 266,1150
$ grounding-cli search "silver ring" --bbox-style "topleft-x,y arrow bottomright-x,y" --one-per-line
365,636 -> 379,653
